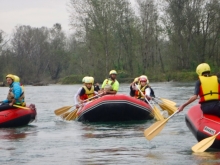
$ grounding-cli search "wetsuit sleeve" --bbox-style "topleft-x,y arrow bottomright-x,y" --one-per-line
79,88 -> 86,96
194,80 -> 200,95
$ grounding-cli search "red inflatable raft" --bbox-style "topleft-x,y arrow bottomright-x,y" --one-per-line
185,104 -> 220,149
76,94 -> 153,122
0,104 -> 37,128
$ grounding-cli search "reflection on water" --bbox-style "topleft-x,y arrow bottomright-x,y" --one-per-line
0,83 -> 219,165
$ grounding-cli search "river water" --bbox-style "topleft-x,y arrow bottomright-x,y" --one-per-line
0,82 -> 220,165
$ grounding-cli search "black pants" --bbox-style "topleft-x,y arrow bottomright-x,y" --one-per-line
0,103 -> 16,111
201,101 -> 220,117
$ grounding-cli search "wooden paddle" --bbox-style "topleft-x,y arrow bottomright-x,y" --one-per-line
65,108 -> 78,121
135,84 -> 164,121
144,110 -> 178,140
54,93 -> 103,116
154,98 -> 177,115
13,104 -> 30,110
156,97 -> 176,106
191,132 -> 220,152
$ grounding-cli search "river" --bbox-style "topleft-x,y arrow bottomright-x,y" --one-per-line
0,82 -> 220,165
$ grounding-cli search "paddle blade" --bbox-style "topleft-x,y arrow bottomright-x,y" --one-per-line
144,120 -> 167,140
65,109 -> 78,121
153,105 -> 164,121
192,134 -> 218,152
54,106 -> 73,116
160,98 -> 176,106
61,112 -> 71,119
158,103 -> 177,115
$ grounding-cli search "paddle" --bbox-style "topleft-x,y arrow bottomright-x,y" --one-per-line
191,132 -> 220,152
156,97 -> 176,106
64,108 -> 78,121
135,84 -> 164,121
144,110 -> 178,140
154,98 -> 177,115
13,104 -> 30,110
54,93 -> 103,116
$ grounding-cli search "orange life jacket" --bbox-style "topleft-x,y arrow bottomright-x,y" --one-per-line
134,85 -> 148,99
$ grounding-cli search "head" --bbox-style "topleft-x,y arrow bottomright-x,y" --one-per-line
133,77 -> 140,84
196,63 -> 211,76
140,75 -> 149,84
6,74 -> 15,85
84,77 -> 93,88
109,70 -> 117,80
139,76 -> 147,86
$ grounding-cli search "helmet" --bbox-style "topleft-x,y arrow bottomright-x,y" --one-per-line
6,74 -> 15,81
133,77 -> 139,83
82,76 -> 89,83
84,77 -> 93,84
139,76 -> 147,82
89,76 -> 94,84
196,63 -> 211,76
14,75 -> 20,82
140,75 -> 149,84
109,70 -> 117,75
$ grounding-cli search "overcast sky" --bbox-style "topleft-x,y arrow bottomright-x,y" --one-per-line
0,0 -> 71,35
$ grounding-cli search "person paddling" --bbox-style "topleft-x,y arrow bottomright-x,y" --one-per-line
100,70 -> 119,95
178,63 -> 220,117
0,74 -> 25,111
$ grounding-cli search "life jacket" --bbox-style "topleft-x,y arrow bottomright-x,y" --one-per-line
7,84 -> 25,105
134,85 -> 148,99
104,78 -> 115,91
199,75 -> 220,103
134,85 -> 155,99
80,85 -> 95,100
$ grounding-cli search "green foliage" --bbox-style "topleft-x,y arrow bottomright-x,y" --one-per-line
59,75 -> 83,84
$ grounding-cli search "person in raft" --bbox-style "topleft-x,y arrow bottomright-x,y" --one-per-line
130,75 -> 155,102
77,76 -> 98,106
99,70 -> 120,95
178,63 -> 220,117
0,74 -> 25,111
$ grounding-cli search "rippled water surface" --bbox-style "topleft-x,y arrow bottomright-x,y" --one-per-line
1,83 -> 220,165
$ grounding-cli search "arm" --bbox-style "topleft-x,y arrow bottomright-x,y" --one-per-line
145,88 -> 152,100
178,95 -> 198,112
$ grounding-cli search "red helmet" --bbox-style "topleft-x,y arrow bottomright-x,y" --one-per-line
139,77 -> 147,82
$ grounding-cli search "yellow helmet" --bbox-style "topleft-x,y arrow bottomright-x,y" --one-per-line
109,70 -> 117,75
89,76 -> 94,84
196,63 -> 211,76
6,74 -> 15,81
133,77 -> 139,83
14,75 -> 20,82
82,76 -> 89,83
84,77 -> 93,84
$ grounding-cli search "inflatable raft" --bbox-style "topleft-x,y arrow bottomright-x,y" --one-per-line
185,104 -> 220,149
0,104 -> 37,128
76,94 -> 153,122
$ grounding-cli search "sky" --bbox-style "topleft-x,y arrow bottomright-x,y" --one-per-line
0,0 -> 71,35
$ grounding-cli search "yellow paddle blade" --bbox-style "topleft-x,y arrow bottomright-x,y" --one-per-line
54,106 -> 73,116
13,104 -> 30,110
153,105 -> 164,121
61,112 -> 71,119
144,120 -> 167,140
159,98 -> 176,106
192,133 -> 219,152
65,109 -> 78,121
158,103 -> 177,115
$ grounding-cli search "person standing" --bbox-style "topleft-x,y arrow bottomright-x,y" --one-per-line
100,70 -> 119,95
178,63 -> 220,117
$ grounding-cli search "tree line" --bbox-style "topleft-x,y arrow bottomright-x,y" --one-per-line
0,0 -> 220,84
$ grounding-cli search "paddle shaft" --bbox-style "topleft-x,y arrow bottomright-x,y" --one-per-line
146,110 -> 178,137
13,104 -> 29,110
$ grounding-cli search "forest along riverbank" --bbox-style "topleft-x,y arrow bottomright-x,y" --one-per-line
0,83 -> 220,165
